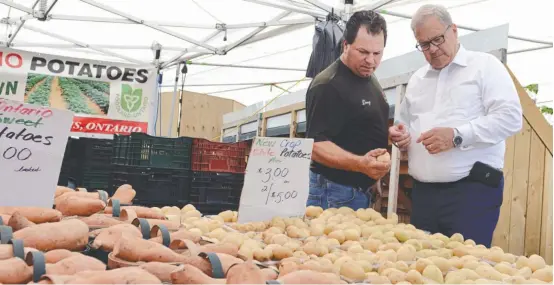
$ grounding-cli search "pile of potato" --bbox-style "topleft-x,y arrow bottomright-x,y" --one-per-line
161,205 -> 553,284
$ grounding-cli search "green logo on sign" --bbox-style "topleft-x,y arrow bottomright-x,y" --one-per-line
115,84 -> 148,118
120,84 -> 143,113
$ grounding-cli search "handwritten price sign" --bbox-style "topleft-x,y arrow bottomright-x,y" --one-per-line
0,98 -> 73,207
237,137 -> 313,223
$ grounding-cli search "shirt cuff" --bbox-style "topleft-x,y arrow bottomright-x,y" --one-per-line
456,123 -> 476,150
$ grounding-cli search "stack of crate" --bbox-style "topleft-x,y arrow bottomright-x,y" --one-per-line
189,138 -> 251,214
58,137 -> 113,190
109,133 -> 193,206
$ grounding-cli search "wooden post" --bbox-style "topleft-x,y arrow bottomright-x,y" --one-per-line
387,84 -> 406,218
290,110 -> 297,138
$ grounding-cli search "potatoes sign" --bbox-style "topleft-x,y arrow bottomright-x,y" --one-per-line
0,48 -> 157,137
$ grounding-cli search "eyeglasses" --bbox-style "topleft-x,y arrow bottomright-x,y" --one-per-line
416,25 -> 451,51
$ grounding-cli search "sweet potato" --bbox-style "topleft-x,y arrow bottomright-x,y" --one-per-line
0,257 -> 32,284
181,254 -> 244,277
0,214 -> 11,225
171,264 -> 224,284
55,191 -> 100,200
37,275 -> 74,284
0,244 -> 37,260
139,262 -> 180,283
170,239 -> 238,257
78,214 -> 125,228
278,270 -> 346,284
113,233 -> 187,263
55,186 -> 74,198
104,206 -> 165,220
44,249 -> 77,264
45,254 -> 106,275
65,267 -> 162,284
226,260 -> 267,284
110,184 -> 136,204
56,196 -> 106,217
150,229 -> 201,244
13,219 -> 89,251
7,211 -> 35,231
0,207 -> 61,223
91,224 -> 142,252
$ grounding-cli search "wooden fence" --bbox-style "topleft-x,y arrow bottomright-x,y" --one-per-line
491,67 -> 553,264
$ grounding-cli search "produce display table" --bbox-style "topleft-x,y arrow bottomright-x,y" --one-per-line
0,183 -> 552,284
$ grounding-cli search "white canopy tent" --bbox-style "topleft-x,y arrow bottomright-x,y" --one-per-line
0,0 -> 552,114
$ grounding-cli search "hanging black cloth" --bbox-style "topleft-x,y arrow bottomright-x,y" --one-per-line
305,12 -> 345,78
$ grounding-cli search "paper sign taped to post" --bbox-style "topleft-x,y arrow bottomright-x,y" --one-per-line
237,136 -> 314,223
0,98 -> 73,208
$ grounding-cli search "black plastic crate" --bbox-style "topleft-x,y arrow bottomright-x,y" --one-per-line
81,164 -> 112,191
112,133 -> 193,169
189,171 -> 244,206
109,166 -> 191,204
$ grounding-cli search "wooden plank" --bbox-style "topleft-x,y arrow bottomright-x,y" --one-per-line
524,130 -> 546,256
492,134 -> 516,251
387,84 -> 406,218
508,119 -> 532,256
262,102 -> 305,119
505,66 -> 552,155
290,110 -> 297,138
260,117 -> 267,137
540,153 -> 553,264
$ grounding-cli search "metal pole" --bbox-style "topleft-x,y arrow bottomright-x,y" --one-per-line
380,9 -> 553,46
161,30 -> 221,69
167,64 -> 181,137
187,61 -> 306,71
22,24 -> 148,64
224,11 -> 291,53
242,0 -> 326,18
0,0 -> 34,13
162,78 -> 310,87
79,0 -> 219,52
508,45 -> 553,55
5,0 -> 40,47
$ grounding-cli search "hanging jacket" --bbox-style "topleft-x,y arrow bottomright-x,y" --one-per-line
306,14 -> 345,78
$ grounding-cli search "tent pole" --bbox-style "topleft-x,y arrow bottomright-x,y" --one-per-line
187,62 -> 305,71
161,30 -> 221,69
241,0 -> 326,18
5,0 -> 40,47
21,23 -> 148,64
0,0 -> 34,13
167,63 -> 181,137
223,11 -> 291,53
380,10 -> 553,46
79,0 -> 219,52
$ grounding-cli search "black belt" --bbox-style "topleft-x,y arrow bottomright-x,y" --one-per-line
413,176 -> 469,187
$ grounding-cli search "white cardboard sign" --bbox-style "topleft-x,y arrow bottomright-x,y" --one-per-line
0,98 -> 73,207
237,136 -> 314,223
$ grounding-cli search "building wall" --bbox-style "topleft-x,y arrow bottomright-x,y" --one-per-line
179,90 -> 245,140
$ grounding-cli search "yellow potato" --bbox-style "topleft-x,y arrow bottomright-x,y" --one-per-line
528,254 -> 546,272
422,265 -> 444,284
305,206 -> 323,218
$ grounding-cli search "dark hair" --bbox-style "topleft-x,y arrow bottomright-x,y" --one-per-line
344,10 -> 387,46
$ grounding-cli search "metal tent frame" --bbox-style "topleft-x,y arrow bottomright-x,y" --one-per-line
0,0 -> 552,136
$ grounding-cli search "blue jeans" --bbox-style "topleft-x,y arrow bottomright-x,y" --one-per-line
307,171 -> 371,210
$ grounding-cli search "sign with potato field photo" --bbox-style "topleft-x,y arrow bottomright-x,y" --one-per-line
0,47 -> 157,137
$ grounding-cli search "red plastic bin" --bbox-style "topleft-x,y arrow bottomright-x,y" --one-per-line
191,138 -> 250,173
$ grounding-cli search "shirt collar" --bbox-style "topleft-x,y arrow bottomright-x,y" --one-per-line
423,44 -> 468,77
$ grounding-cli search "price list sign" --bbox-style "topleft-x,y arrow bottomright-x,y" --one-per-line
237,137 -> 314,223
0,99 -> 73,207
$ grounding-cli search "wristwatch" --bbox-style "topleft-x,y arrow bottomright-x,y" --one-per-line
453,128 -> 463,148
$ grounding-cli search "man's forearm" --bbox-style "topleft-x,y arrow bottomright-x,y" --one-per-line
312,141 -> 363,173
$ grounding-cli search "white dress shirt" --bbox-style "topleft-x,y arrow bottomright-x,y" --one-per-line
396,45 -> 523,183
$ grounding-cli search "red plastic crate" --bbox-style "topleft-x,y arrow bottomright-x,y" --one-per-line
191,139 -> 250,173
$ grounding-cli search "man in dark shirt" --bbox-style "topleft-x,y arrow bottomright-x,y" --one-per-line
306,10 -> 391,210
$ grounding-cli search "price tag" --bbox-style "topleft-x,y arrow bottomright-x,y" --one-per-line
0,98 -> 73,207
237,136 -> 314,223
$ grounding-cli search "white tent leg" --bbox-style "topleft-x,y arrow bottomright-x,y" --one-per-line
79,0 -> 218,52
167,64 -> 180,137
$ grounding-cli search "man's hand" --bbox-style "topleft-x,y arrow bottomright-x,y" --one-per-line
389,123 -> 411,150
416,127 -> 455,154
358,148 -> 391,180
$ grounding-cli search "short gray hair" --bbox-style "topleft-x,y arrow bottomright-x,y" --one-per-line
410,4 -> 453,31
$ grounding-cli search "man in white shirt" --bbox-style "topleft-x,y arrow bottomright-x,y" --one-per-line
389,4 -> 522,247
